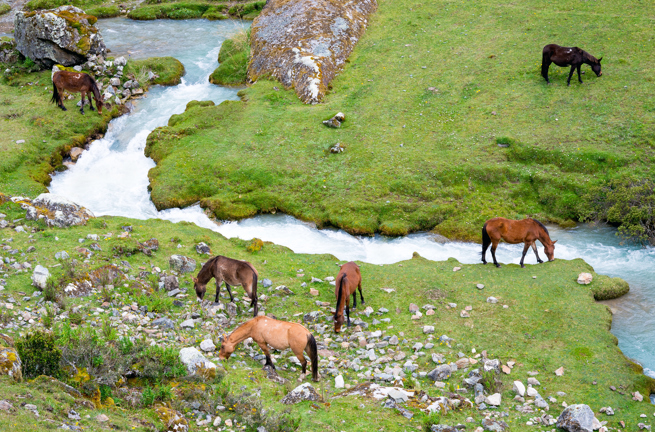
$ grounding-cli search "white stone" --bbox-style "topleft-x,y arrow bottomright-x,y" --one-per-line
200,339 -> 216,352
31,265 -> 50,290
179,347 -> 217,375
512,381 -> 526,397
577,272 -> 593,285
485,393 -> 501,406
423,325 -> 435,334
527,386 -> 540,398
335,375 -> 344,388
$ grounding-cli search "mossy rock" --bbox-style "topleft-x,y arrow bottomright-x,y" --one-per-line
155,404 -> 189,432
0,346 -> 23,382
590,274 -> 630,300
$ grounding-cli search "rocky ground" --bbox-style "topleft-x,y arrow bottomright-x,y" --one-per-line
0,193 -> 653,431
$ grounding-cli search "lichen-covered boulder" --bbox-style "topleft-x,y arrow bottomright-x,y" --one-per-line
169,255 -> 196,273
178,347 -> 218,379
0,346 -> 22,382
22,193 -> 94,228
14,6 -> 106,68
155,404 -> 189,432
248,0 -> 377,104
556,404 -> 595,432
0,37 -> 20,64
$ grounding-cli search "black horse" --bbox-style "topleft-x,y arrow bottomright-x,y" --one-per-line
541,44 -> 602,86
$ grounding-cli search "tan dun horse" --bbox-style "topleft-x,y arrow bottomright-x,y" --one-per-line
333,261 -> 364,333
51,71 -> 103,114
219,316 -> 319,382
193,255 -> 258,317
482,217 -> 557,268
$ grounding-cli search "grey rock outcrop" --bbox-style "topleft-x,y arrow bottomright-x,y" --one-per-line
22,194 -> 94,228
556,404 -> 595,432
14,6 -> 106,68
248,0 -> 377,104
0,37 -> 20,64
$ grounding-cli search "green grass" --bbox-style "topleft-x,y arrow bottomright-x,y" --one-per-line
0,57 -> 184,197
85,5 -> 120,18
0,198 -> 653,431
128,0 -> 264,21
209,29 -> 250,86
143,0 -> 655,241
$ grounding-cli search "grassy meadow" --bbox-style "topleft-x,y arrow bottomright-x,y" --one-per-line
143,0 -> 655,240
0,195 -> 653,430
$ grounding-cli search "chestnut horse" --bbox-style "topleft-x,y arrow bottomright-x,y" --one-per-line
333,261 -> 364,333
541,44 -> 602,86
482,218 -> 557,268
219,316 -> 319,382
51,71 -> 103,114
193,255 -> 258,317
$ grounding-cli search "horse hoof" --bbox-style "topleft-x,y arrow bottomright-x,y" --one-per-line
520,265 -> 525,268
495,264 -> 501,268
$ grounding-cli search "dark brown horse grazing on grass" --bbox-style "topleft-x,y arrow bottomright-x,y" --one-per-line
542,44 -> 602,86
51,71 -> 103,114
333,261 -> 364,333
193,255 -> 258,317
219,316 -> 319,382
482,218 -> 557,268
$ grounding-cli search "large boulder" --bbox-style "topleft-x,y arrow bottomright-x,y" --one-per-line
31,265 -> 50,290
14,6 -> 106,68
169,255 -> 197,273
556,404 -> 596,432
22,193 -> 94,228
248,0 -> 377,104
178,347 -> 217,379
0,346 -> 22,382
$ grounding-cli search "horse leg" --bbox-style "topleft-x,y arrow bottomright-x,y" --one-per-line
519,243 -> 531,268
257,342 -> 275,370
214,278 -> 223,303
532,243 -> 543,263
491,240 -> 500,268
225,283 -> 235,303
577,64 -> 583,83
296,351 -> 308,381
567,66 -> 576,86
541,57 -> 551,84
352,291 -> 357,309
87,92 -> 95,111
345,304 -> 351,327
79,91 -> 86,114
57,85 -> 67,111
358,281 -> 365,305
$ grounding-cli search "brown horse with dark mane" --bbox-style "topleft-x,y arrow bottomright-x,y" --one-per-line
218,316 -> 319,382
542,44 -> 602,86
193,255 -> 258,317
482,218 -> 557,268
333,261 -> 364,333
51,70 -> 103,114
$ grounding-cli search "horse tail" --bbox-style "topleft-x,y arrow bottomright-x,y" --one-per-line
481,222 -> 491,256
249,269 -> 258,316
306,333 -> 319,381
51,81 -> 60,105
541,50 -> 550,79
335,274 -> 345,317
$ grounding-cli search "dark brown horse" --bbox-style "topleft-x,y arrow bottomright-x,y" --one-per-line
542,44 -> 602,86
51,70 -> 103,114
193,255 -> 258,317
482,218 -> 557,268
333,261 -> 364,333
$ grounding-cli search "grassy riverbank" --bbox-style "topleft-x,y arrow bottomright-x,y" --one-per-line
0,197 -> 653,430
142,0 -> 655,241
0,56 -> 184,196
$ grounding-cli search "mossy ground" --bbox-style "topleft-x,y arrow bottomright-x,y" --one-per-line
0,197 -> 653,430
209,29 -> 250,86
142,0 -> 655,240
0,57 -> 184,197
127,0 -> 266,21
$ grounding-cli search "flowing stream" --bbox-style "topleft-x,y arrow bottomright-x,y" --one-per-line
48,19 -> 654,397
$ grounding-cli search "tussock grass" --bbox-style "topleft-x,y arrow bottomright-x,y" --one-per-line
209,28 -> 251,86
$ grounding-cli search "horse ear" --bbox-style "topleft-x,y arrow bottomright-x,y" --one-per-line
553,240 -> 558,244
192,277 -> 197,283
598,57 -> 602,63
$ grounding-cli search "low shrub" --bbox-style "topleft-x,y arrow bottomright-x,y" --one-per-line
16,331 -> 62,378
0,4 -> 11,16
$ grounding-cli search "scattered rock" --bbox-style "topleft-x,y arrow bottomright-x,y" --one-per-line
70,147 -> 84,162
513,381 -> 525,396
200,340 -> 216,352
481,419 -> 509,431
163,275 -> 179,291
195,242 -> 211,255
335,375 -> 344,388
555,366 -> 565,376
178,347 -> 217,378
476,284 -> 484,289
152,317 -> 175,329
556,404 -> 595,432
427,365 -> 451,382
329,143 -> 345,153
25,194 -> 94,228
55,251 -> 69,260
155,405 -> 188,432
281,383 -> 321,404
181,319 -> 195,329
632,391 -> 643,402
96,414 -> 109,422
169,255 -> 197,273
261,278 -> 272,288
485,393 -> 501,406
577,273 -> 593,285
0,346 -> 22,381
423,325 -> 435,334
323,112 -> 345,128
31,265 -> 50,290
486,296 -> 498,304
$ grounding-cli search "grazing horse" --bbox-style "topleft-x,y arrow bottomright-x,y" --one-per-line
219,316 -> 320,382
541,44 -> 602,86
333,261 -> 364,333
193,255 -> 258,317
481,218 -> 557,268
51,71 -> 103,114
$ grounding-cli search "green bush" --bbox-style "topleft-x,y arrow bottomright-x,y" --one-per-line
16,331 -> 62,378
0,4 -> 11,16
141,384 -> 173,406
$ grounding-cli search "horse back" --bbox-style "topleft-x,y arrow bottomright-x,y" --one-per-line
337,261 -> 361,294
53,71 -> 96,92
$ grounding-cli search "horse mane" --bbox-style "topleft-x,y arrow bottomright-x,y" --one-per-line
88,74 -> 101,100
197,255 -> 220,281
531,218 -> 549,235
583,50 -> 598,64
